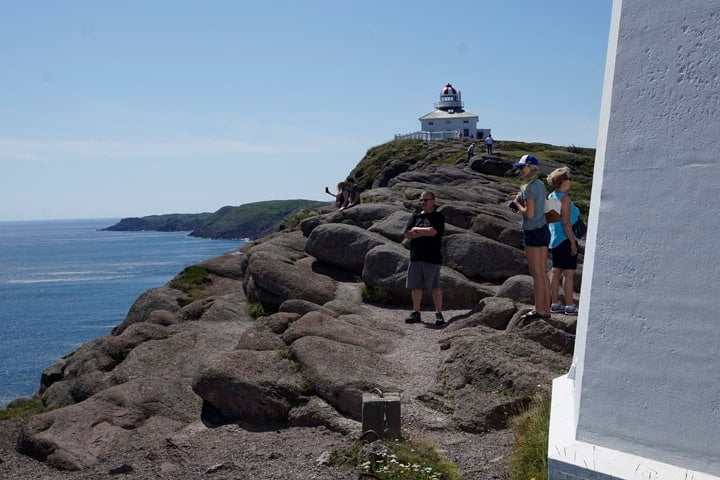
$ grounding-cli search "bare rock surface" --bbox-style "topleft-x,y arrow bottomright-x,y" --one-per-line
0,282 -> 571,480
0,140 -> 583,479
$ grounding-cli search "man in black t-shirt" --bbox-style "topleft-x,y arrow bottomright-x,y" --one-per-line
403,191 -> 445,326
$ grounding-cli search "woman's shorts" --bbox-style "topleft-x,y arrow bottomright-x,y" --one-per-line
551,239 -> 578,270
406,261 -> 441,290
523,224 -> 550,248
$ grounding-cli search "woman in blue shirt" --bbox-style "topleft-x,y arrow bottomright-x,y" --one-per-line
510,154 -> 551,320
547,167 -> 580,315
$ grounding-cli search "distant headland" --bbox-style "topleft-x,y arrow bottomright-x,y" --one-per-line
102,199 -> 329,240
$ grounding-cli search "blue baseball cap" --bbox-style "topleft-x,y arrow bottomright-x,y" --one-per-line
513,154 -> 539,167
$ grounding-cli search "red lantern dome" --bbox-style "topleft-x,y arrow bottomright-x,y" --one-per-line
441,83 -> 457,95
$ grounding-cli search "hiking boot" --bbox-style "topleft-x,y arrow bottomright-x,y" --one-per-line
564,304 -> 579,316
405,311 -> 421,323
551,303 -> 566,314
434,312 -> 445,326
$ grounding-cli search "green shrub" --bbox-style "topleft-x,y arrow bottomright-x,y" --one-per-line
278,349 -> 315,394
168,265 -> 211,305
283,208 -> 315,230
247,300 -> 272,319
349,139 -> 430,189
331,441 -> 365,467
299,379 -> 315,395
361,285 -> 398,305
508,393 -> 551,480
280,350 -> 301,373
567,144 -> 594,156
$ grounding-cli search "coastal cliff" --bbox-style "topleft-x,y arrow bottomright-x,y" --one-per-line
0,138 -> 594,479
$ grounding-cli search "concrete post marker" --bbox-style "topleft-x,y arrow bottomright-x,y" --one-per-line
362,391 -> 401,441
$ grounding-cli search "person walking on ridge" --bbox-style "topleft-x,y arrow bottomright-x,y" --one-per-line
404,191 -> 445,326
485,134 -> 494,155
467,142 -> 475,162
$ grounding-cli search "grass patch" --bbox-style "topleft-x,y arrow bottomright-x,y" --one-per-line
278,347 -> 296,366
441,151 -> 466,165
282,208 -> 317,230
299,379 -> 315,395
333,437 -> 463,480
331,441 -> 365,467
361,285 -> 399,305
279,348 -> 301,373
349,139 -> 436,190
278,349 -> 315,394
508,393 -> 551,480
168,265 -> 211,305
247,300 -> 273,319
0,398 -> 50,421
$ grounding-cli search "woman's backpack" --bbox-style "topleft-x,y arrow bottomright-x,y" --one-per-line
544,196 -> 562,223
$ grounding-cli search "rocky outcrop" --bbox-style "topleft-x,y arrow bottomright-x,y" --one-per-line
241,231 -> 337,309
281,311 -> 398,354
19,379 -> 199,470
191,349 -> 305,422
435,327 -> 570,433
290,336 -> 401,419
442,232 -> 528,281
305,223 -> 390,275
14,139 -> 584,472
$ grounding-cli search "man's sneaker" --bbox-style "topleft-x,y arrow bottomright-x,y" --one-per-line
551,303 -> 566,314
405,311 -> 421,323
564,304 -> 579,316
434,312 -> 445,326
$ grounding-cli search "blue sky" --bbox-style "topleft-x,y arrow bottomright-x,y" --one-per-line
0,1 -> 613,221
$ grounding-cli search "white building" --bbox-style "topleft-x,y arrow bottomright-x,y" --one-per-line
396,83 -> 490,140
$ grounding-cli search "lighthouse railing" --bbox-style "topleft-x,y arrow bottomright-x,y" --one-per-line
394,130 -> 460,141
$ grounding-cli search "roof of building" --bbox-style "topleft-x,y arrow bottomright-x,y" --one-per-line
441,83 -> 457,95
419,109 -> 479,121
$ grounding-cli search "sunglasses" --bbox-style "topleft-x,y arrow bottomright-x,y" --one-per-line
420,198 -> 434,202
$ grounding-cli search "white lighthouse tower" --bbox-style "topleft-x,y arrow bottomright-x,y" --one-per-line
418,83 -> 489,140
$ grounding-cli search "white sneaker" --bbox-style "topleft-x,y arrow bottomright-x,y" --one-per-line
564,304 -> 579,315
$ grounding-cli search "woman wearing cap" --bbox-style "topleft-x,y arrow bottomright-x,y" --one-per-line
510,154 -> 551,319
547,167 -> 580,315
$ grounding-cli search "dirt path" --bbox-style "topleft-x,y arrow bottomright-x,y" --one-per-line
367,301 -> 514,480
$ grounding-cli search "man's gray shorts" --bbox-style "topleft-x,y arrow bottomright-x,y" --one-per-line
406,261 -> 441,290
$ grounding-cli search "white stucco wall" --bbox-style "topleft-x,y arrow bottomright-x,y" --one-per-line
420,116 -> 478,138
569,0 -> 720,475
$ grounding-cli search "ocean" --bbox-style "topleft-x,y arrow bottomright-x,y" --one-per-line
0,219 -> 245,407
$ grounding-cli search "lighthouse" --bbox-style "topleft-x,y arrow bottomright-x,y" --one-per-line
418,83 -> 489,140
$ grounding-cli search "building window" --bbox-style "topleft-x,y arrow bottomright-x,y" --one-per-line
463,120 -> 469,123
428,122 -> 434,125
